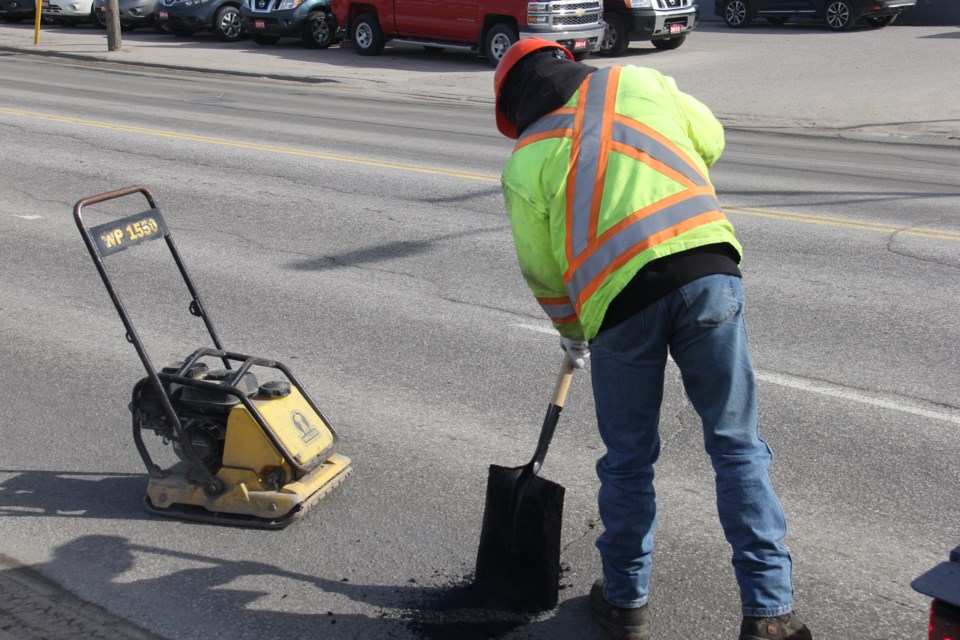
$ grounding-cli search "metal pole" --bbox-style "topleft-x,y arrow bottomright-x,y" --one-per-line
33,0 -> 41,44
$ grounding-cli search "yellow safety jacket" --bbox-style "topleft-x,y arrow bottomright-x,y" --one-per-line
501,65 -> 742,341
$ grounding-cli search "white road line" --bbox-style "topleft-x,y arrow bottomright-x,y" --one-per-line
754,370 -> 960,426
14,215 -> 42,220
515,322 -> 960,425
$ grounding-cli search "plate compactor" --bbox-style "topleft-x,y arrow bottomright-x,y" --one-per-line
75,186 -> 352,528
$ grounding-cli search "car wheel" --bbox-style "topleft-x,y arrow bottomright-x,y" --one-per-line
825,0 -> 854,30
93,8 -> 106,27
252,34 -> 280,44
865,13 -> 897,27
652,35 -> 685,50
352,12 -> 385,55
484,22 -> 517,67
722,0 -> 751,27
120,21 -> 135,31
598,11 -> 628,57
153,17 -> 169,33
766,16 -> 789,25
302,10 -> 333,48
214,5 -> 242,41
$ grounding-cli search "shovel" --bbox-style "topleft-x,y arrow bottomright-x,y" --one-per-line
473,357 -> 575,612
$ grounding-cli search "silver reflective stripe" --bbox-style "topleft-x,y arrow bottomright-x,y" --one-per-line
566,193 -> 721,302
521,112 -> 575,139
539,299 -> 576,321
570,68 -> 611,258
612,121 -> 708,187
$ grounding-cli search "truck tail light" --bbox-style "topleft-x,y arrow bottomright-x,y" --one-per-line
930,599 -> 960,640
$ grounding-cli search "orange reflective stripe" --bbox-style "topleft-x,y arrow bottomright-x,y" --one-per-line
610,140 -> 699,189
588,66 -> 621,244
573,210 -> 727,313
510,66 -> 727,320
566,80 -> 592,267
535,295 -> 577,323
515,127 -> 573,151
564,185 -> 718,275
613,113 -> 712,186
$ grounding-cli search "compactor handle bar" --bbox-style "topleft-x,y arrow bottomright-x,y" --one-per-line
74,186 -> 226,486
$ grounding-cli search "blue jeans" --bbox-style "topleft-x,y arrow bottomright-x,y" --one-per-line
590,274 -> 794,617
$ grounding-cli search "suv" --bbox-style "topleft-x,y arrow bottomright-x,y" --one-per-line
912,547 -> 960,640
330,0 -> 605,66
0,0 -> 35,21
155,0 -> 243,40
93,0 -> 164,31
718,0 -> 916,30
41,0 -> 94,25
598,0 -> 697,56
240,0 -> 337,47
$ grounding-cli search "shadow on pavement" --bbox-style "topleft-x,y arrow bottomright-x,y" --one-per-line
8,534 -> 605,640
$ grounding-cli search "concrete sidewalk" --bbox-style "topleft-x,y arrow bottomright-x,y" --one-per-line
1,21 -> 959,144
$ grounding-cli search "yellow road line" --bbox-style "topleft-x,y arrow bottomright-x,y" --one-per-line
4,106 -> 959,243
726,206 -> 960,241
0,106 -> 499,183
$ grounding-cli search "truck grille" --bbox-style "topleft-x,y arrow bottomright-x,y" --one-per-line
656,0 -> 693,8
532,0 -> 602,28
555,13 -> 600,26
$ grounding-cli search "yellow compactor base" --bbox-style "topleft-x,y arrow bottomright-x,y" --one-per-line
145,453 -> 352,528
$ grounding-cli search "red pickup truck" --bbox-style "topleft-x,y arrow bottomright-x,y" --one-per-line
329,0 -> 605,65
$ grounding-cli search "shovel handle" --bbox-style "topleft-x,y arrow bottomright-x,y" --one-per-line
552,357 -> 575,408
530,357 -> 576,473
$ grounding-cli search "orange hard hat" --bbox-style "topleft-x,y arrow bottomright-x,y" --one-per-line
494,38 -> 574,139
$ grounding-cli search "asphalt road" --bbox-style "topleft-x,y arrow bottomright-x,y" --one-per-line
0,20 -> 959,640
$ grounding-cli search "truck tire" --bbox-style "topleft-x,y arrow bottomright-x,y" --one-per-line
214,5 -> 242,41
651,35 -> 685,50
352,12 -> 385,55
598,11 -> 628,57
302,10 -> 334,48
484,23 -> 517,67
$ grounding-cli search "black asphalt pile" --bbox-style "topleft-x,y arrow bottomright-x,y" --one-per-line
400,579 -> 537,640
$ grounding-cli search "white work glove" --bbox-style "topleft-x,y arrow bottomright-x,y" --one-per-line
560,336 -> 590,369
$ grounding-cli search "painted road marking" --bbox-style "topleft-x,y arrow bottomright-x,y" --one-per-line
3,107 -> 959,242
516,322 -> 960,425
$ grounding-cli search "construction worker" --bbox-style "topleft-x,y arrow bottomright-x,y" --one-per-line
493,39 -> 811,640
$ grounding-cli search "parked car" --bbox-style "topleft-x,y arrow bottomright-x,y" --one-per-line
717,0 -> 916,30
155,0 -> 243,40
329,0 -> 604,66
41,0 -> 94,25
912,546 -> 960,640
0,0 -> 35,22
93,0 -> 164,31
240,0 -> 336,48
598,0 -> 698,56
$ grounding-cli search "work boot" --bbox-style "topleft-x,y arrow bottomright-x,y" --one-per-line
739,612 -> 812,640
589,580 -> 651,639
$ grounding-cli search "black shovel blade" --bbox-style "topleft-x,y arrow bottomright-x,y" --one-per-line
473,463 -> 565,612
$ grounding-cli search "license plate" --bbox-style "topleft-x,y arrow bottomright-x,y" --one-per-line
254,19 -> 265,28
669,23 -> 683,34
573,39 -> 587,50
158,10 -> 167,18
